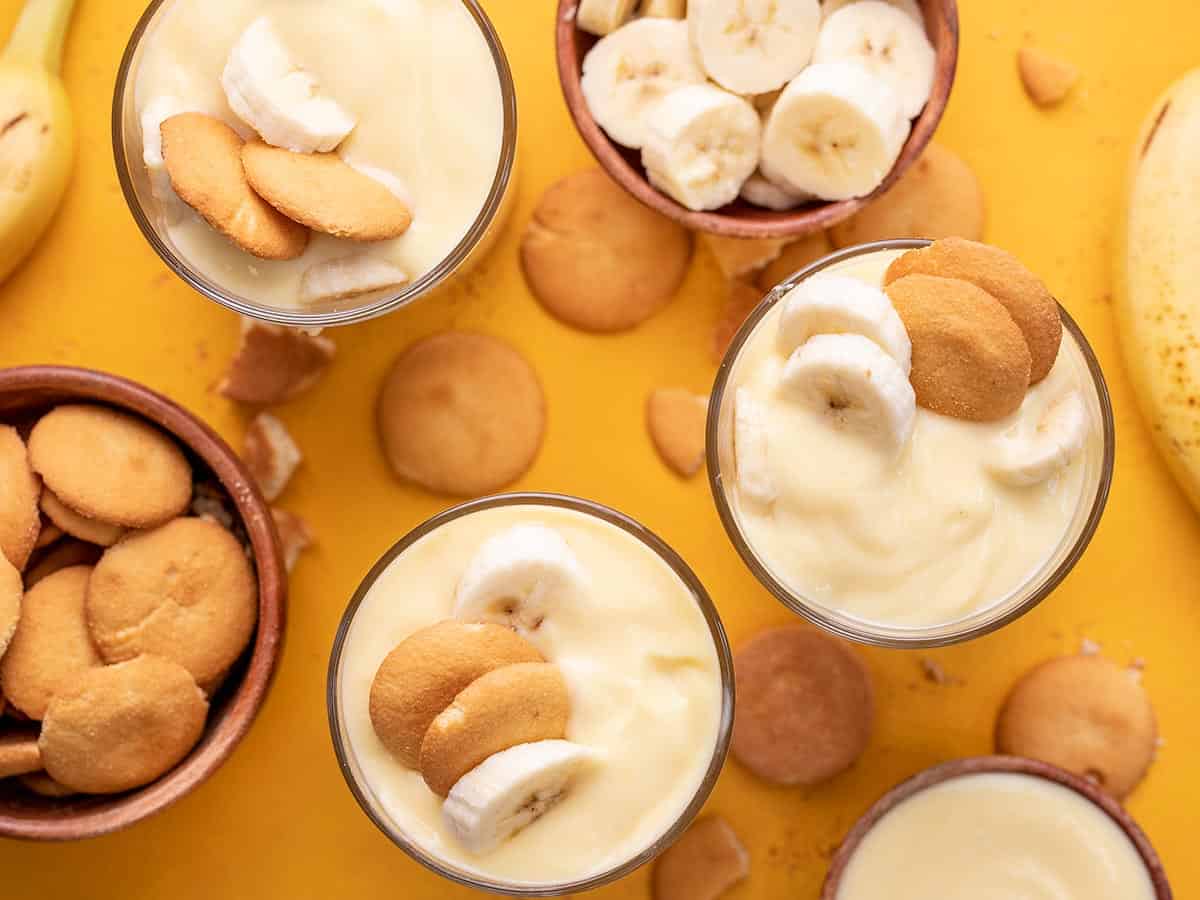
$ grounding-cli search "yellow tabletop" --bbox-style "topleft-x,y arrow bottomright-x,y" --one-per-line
1,0 -> 1197,897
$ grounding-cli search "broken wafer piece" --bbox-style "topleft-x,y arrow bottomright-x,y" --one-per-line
647,389 -> 709,477
653,816 -> 749,900
1018,47 -> 1079,107
161,113 -> 310,260
242,142 -> 413,241
218,319 -> 336,406
244,413 -> 301,502
713,280 -> 764,361
701,233 -> 787,280
755,232 -> 832,292
271,508 -> 313,573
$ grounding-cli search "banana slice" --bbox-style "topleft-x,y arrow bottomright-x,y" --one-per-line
988,392 -> 1089,487
777,274 -> 912,373
760,61 -> 909,202
640,0 -> 686,17
780,333 -> 916,449
642,84 -> 761,211
580,19 -> 707,150
455,524 -> 588,633
577,0 -> 639,35
299,253 -> 409,305
688,0 -> 822,95
734,387 -> 777,505
814,0 -> 936,119
222,17 -> 357,153
443,740 -> 594,854
740,170 -> 812,210
821,0 -> 923,24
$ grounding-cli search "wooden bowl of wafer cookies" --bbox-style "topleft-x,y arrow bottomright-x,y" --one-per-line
556,0 -> 959,238
0,365 -> 286,840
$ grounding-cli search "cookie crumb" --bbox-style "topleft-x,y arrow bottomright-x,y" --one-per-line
919,657 -> 950,685
1080,637 -> 1101,655
244,413 -> 302,502
1018,47 -> 1079,107
218,319 -> 336,406
652,816 -> 749,900
271,508 -> 313,574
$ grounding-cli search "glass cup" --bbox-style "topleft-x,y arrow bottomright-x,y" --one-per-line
326,492 -> 735,896
111,0 -> 518,328
707,239 -> 1116,649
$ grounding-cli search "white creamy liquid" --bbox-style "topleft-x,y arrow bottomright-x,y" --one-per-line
133,0 -> 504,309
837,773 -> 1158,900
337,504 -> 724,886
730,249 -> 1103,627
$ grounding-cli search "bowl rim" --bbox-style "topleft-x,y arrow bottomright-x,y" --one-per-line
819,755 -> 1173,899
555,0 -> 960,238
0,365 -> 287,841
110,0 -> 519,329
326,490 -> 735,896
705,239 -> 1116,649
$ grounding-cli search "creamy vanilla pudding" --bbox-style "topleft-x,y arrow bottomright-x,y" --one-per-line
835,772 -> 1159,900
123,0 -> 508,315
714,243 -> 1110,639
330,498 -> 729,890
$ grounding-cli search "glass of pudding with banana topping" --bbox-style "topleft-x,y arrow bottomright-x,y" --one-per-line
112,0 -> 516,327
709,238 -> 1115,648
327,493 -> 733,895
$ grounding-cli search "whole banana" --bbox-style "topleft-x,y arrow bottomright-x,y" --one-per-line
1117,68 -> 1200,512
0,0 -> 76,286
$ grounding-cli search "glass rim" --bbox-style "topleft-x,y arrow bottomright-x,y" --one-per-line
325,491 -> 736,896
705,239 -> 1117,650
819,755 -> 1173,900
111,0 -> 518,329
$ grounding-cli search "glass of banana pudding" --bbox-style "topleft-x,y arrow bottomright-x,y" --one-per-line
708,239 -> 1115,648
327,493 -> 734,895
112,0 -> 516,328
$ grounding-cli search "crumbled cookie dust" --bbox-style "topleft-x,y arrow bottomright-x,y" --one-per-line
1080,637 -> 1101,655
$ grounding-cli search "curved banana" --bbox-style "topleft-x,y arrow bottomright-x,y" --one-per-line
0,0 -> 76,286
1117,68 -> 1200,511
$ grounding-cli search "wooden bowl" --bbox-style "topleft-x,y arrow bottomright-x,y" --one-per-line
0,366 -> 287,840
556,0 -> 960,239
820,756 -> 1173,899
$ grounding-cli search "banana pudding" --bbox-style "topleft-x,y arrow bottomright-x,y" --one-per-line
125,0 -> 509,314
329,497 -> 729,890
834,771 -> 1159,900
714,239 -> 1110,640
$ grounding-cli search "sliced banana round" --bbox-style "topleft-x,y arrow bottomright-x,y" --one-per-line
455,524 -> 588,634
577,0 -> 639,35
580,18 -> 707,150
443,740 -> 594,854
777,274 -> 912,373
688,0 -> 822,95
739,170 -> 812,210
822,0 -> 923,25
222,17 -> 357,153
760,61 -> 909,202
642,84 -> 761,212
299,253 -> 409,306
734,387 -> 777,506
987,391 -> 1089,487
814,0 -> 936,119
780,333 -> 916,449
640,0 -> 687,18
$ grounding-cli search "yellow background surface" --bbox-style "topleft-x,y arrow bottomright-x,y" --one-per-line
1,0 -> 1197,897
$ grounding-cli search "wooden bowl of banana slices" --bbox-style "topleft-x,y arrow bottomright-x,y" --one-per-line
556,0 -> 959,238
